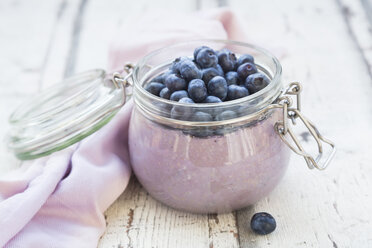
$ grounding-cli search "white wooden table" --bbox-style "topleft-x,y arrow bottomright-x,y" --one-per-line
1,0 -> 372,247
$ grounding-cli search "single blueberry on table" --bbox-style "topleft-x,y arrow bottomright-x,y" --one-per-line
164,74 -> 187,92
159,87 -> 171,99
202,67 -> 224,84
179,60 -> 202,82
196,48 -> 218,68
170,97 -> 194,120
215,110 -> 238,121
217,48 -> 237,72
190,111 -> 213,122
227,85 -> 249,100
225,71 -> 240,86
193,46 -> 209,60
245,72 -> 270,94
145,82 -> 165,96
207,76 -> 228,101
237,54 -> 254,68
188,79 -> 207,103
250,212 -> 276,235
170,90 -> 189,101
203,95 -> 222,103
237,62 -> 258,81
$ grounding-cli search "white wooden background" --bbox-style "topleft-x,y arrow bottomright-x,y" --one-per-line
1,0 -> 372,247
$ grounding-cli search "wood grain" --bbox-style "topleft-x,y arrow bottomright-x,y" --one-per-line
0,0 -> 371,247
230,0 -> 372,247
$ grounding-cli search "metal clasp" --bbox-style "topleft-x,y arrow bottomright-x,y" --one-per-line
111,63 -> 135,107
274,82 -> 336,170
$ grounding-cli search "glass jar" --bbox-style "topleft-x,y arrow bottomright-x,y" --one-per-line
7,40 -> 335,214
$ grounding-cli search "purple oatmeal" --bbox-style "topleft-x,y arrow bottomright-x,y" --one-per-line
129,107 -> 290,213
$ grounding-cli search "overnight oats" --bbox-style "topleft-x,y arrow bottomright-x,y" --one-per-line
129,41 -> 290,213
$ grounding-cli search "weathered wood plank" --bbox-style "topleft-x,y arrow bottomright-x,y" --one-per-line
40,0 -> 89,89
100,177 -> 210,248
337,0 -> 372,79
74,0 -> 197,74
1,0 -> 372,247
0,0 -> 73,175
361,0 -> 372,27
208,212 -> 240,248
100,178 -> 240,248
229,0 -> 372,247
0,1 -> 60,96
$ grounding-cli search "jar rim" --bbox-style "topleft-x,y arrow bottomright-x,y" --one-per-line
133,39 -> 282,109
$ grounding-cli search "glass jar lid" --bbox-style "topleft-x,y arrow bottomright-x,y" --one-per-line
6,69 -> 125,160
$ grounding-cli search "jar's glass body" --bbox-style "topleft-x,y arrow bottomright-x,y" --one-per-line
129,107 -> 290,213
128,40 -> 290,213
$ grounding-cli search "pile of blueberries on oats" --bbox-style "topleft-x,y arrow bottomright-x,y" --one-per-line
145,46 -> 270,121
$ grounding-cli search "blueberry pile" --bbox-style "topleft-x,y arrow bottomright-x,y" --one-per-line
145,46 -> 270,121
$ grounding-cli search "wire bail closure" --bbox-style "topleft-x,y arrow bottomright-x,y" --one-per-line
111,63 -> 135,108
274,82 -> 336,170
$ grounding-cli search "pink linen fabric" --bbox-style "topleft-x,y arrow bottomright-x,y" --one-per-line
1,8 -> 248,248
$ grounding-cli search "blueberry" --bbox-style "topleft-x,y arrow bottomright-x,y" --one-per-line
185,128 -> 214,138
203,95 -> 222,103
227,85 -> 249,100
201,67 -> 224,84
250,212 -> 276,235
170,56 -> 190,73
217,49 -> 237,72
190,111 -> 213,122
187,111 -> 214,137
145,82 -> 165,96
237,54 -> 254,67
194,46 -> 209,60
245,72 -> 270,94
215,110 -> 237,121
152,73 -> 166,84
207,76 -> 228,101
225,71 -> 240,86
170,97 -> 194,120
196,48 -> 218,68
202,95 -> 222,116
164,74 -> 187,92
153,102 -> 172,117
179,60 -> 202,82
188,79 -> 207,103
160,70 -> 173,82
170,90 -> 189,101
215,64 -> 224,75
178,97 -> 194,104
237,62 -> 257,81
159,87 -> 171,99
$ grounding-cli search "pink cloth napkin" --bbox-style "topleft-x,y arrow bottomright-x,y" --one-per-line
0,8 -> 248,248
